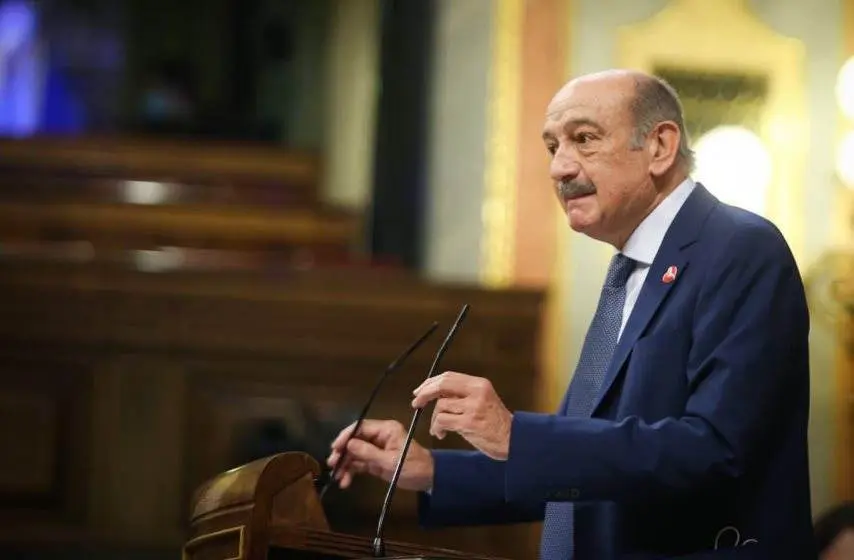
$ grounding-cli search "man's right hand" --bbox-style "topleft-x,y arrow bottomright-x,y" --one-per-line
326,419 -> 434,492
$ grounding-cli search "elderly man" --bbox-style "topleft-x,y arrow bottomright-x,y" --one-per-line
327,69 -> 814,559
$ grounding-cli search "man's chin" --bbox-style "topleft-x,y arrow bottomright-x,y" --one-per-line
567,217 -> 585,232
565,209 -> 596,233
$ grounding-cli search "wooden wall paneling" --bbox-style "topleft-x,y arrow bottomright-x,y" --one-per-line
0,355 -> 92,533
0,269 -> 541,371
0,264 -> 544,559
96,355 -> 187,542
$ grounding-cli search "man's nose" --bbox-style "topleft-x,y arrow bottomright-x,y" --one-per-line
549,149 -> 581,183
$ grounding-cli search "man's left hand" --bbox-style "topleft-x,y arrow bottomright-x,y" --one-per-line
411,372 -> 513,461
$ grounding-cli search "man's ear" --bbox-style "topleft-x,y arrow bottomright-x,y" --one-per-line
647,121 -> 681,177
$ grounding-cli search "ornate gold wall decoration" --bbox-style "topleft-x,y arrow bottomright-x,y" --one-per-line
480,0 -> 524,288
655,68 -> 768,145
831,0 -> 854,503
617,0 -> 807,264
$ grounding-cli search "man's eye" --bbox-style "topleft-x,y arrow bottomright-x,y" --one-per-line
575,132 -> 595,144
546,144 -> 557,155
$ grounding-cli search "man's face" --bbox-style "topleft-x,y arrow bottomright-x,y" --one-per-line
541,75 -> 658,247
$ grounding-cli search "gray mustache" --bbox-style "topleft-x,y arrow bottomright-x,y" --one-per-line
558,180 -> 596,199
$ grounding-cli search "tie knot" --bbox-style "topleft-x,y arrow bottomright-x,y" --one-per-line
604,253 -> 635,288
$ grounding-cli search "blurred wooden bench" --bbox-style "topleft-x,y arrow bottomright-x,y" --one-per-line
0,136 -> 319,196
0,136 -> 364,269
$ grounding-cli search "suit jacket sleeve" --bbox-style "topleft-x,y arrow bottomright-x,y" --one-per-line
504,223 -> 809,505
417,449 -> 545,527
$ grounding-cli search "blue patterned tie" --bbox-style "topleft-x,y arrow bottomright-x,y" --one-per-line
539,253 -> 636,560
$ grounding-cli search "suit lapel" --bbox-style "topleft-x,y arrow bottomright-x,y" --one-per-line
589,184 -> 718,415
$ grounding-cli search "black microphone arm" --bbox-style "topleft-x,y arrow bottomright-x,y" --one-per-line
371,304 -> 470,558
319,321 -> 439,501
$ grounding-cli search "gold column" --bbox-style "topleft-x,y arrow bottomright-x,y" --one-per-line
515,0 -> 572,414
515,0 -> 567,289
835,0 -> 854,502
478,0 -> 572,411
480,0 -> 524,288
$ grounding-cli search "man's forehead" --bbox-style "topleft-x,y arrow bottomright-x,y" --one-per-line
544,76 -> 634,129
546,79 -> 632,115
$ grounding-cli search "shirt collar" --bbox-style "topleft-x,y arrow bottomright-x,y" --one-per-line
620,177 -> 696,266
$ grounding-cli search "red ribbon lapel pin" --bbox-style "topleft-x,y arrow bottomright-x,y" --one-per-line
661,265 -> 678,284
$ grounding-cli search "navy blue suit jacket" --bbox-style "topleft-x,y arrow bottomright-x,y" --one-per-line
418,185 -> 815,559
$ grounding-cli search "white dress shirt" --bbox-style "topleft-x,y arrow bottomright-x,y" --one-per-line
617,178 -> 696,337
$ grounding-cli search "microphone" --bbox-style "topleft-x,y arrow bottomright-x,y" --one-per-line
319,321 -> 439,501
371,304 -> 470,558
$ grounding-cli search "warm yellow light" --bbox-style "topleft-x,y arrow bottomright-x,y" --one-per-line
836,131 -> 854,190
836,56 -> 854,121
693,125 -> 773,216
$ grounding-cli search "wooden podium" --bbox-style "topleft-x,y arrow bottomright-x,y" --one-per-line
183,452 -> 504,560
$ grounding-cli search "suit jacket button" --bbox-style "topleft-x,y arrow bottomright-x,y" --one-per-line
570,489 -> 580,499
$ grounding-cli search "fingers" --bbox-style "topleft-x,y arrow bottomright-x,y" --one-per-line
336,458 -> 388,489
326,448 -> 355,470
412,371 -> 470,406
345,438 -> 391,468
326,448 -> 365,490
413,373 -> 493,439
337,460 -> 367,489
412,371 -> 492,408
326,435 -> 396,487
326,418 -> 419,490
430,397 -> 466,439
330,418 -> 403,452
430,410 -> 465,440
328,433 -> 387,469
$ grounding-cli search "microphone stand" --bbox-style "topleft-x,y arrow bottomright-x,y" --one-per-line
372,304 -> 470,558
319,322 -> 439,501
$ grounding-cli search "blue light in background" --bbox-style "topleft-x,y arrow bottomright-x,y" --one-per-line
0,0 -> 41,136
0,0 -> 84,137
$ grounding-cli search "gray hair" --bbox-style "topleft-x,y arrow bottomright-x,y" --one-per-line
628,75 -> 695,171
